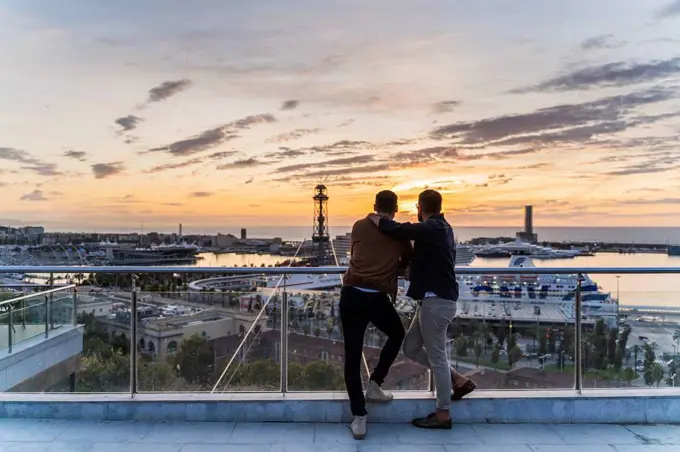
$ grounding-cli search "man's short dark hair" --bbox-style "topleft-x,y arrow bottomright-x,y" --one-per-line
418,189 -> 442,214
375,190 -> 398,214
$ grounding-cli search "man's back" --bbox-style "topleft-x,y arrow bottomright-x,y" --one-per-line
376,214 -> 458,301
343,217 -> 411,294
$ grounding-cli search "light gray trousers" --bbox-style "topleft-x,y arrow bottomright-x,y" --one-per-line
403,296 -> 457,410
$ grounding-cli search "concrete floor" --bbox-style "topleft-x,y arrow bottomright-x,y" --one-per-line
0,419 -> 679,451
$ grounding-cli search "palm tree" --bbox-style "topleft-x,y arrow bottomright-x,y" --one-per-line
673,329 -> 680,345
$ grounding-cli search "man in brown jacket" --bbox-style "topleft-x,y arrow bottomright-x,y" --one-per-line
340,190 -> 412,440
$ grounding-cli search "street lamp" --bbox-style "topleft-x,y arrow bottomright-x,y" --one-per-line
616,275 -> 621,324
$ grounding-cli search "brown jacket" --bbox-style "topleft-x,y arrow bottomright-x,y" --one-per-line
342,216 -> 412,295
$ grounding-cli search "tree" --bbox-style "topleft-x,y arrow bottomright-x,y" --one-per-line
651,363 -> 665,387
643,342 -> 657,371
302,361 -> 344,390
539,333 -> 548,356
474,343 -> 483,367
497,319 -> 507,347
673,328 -> 680,346
508,345 -> 523,369
491,345 -> 501,370
622,367 -> 635,386
138,359 -> 181,391
172,334 -> 214,385
314,327 -> 321,338
77,350 -> 130,392
633,345 -> 641,372
302,324 -> 310,336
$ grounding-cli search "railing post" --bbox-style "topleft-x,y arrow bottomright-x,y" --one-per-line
8,305 -> 13,354
574,273 -> 583,394
49,273 -> 54,331
72,287 -> 77,326
44,294 -> 49,338
130,274 -> 138,398
281,274 -> 289,393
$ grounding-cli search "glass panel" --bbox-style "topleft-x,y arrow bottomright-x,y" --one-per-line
582,274 -> 679,389
7,294 -> 48,348
50,289 -> 75,330
286,281 -> 346,391
66,288 -> 131,393
0,310 -> 9,352
285,274 -> 430,392
136,271 -> 281,392
452,270 -> 577,390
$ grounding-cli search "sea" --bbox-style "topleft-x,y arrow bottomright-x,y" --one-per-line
217,226 -> 680,245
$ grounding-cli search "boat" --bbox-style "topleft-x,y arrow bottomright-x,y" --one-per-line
104,241 -> 199,265
669,246 -> 680,256
454,256 -> 617,323
473,239 -> 581,259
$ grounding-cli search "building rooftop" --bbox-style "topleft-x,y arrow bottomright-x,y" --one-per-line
0,418 -> 678,451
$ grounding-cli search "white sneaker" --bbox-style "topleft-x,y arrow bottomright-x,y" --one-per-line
365,380 -> 393,403
350,415 -> 367,440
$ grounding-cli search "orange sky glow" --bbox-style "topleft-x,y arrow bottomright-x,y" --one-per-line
1,1 -> 680,233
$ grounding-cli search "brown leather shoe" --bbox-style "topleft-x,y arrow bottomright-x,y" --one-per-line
412,412 -> 452,430
451,379 -> 476,401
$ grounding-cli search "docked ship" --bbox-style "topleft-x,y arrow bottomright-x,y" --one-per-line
474,240 -> 583,259
104,242 -> 200,265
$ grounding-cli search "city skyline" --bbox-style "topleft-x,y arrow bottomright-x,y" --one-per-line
2,0 -> 680,230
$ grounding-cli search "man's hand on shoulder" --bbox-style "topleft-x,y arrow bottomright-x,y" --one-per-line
367,214 -> 381,227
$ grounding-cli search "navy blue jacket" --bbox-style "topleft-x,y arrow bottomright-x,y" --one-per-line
378,214 -> 459,301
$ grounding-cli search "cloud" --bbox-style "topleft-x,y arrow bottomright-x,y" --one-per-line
580,34 -> 616,50
145,115 -> 274,157
245,177 -> 254,184
147,79 -> 192,102
265,147 -> 308,159
266,128 -> 320,143
63,150 -> 87,161
657,0 -> 680,20
145,157 -> 204,173
0,147 -> 41,165
115,115 -> 142,131
147,127 -> 238,156
513,58 -> 680,93
275,155 -> 374,173
20,189 -> 47,201
392,146 -> 459,163
433,100 -> 461,113
308,140 -> 373,155
279,163 -> 391,181
92,162 -> 125,179
189,191 -> 213,198
22,163 -> 63,176
281,100 -> 299,110
216,158 -> 266,170
227,113 -> 276,130
622,197 -> 680,204
431,87 -> 675,145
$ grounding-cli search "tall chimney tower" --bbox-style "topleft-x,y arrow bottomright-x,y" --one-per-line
524,206 -> 533,235
516,205 -> 538,243
179,223 -> 183,238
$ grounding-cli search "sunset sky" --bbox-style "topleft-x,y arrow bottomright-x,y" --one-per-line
2,0 -> 680,233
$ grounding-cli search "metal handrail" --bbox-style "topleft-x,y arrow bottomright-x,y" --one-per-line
1,265 -> 679,274
0,284 -> 76,307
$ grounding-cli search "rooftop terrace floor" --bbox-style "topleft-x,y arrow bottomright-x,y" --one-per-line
1,419 -> 679,451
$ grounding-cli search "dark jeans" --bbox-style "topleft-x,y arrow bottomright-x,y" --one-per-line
339,286 -> 406,416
